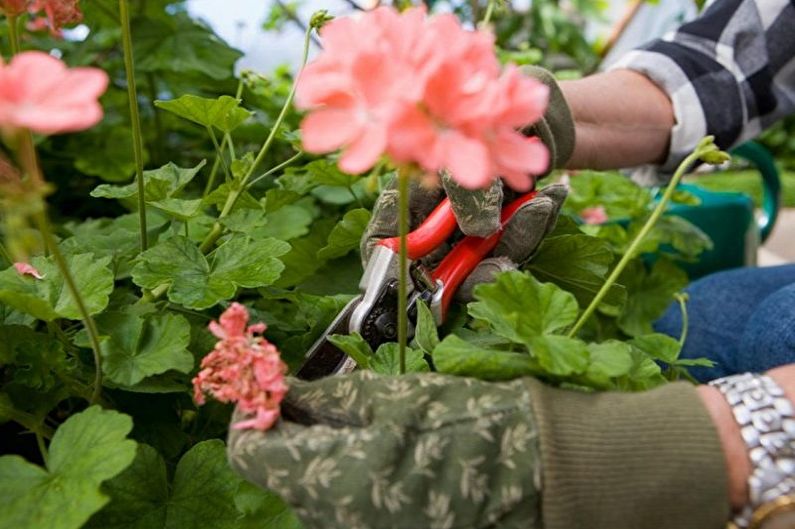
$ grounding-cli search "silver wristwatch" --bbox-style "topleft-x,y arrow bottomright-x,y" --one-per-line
709,373 -> 795,529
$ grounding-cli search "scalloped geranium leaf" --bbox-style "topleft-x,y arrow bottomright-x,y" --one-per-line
77,312 -> 193,387
0,254 -> 113,321
155,95 -> 252,133
0,406 -> 136,529
92,161 -> 206,203
131,236 -> 290,309
468,271 -> 579,345
317,208 -> 370,260
434,335 -> 539,381
369,342 -> 429,374
86,441 -> 244,529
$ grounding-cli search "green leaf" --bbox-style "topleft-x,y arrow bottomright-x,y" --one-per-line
317,208 -> 370,260
468,271 -> 579,345
155,95 -> 251,133
629,333 -> 682,364
412,300 -> 439,355
0,406 -> 136,529
235,483 -> 303,529
0,325 -> 65,389
273,218 -> 336,288
369,343 -> 429,374
86,441 -> 243,529
617,258 -> 688,336
149,198 -> 204,221
530,335 -> 589,376
90,312 -> 193,387
585,340 -> 634,386
204,182 -> 260,213
528,234 -> 626,308
434,335 -> 538,381
328,333 -> 373,368
74,128 -> 149,183
92,161 -> 206,203
305,160 -> 359,188
132,236 -> 290,309
0,254 -> 113,321
133,14 -> 242,81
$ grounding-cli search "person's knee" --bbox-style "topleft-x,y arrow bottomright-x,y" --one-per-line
737,283 -> 795,372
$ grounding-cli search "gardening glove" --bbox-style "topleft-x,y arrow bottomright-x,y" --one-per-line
360,178 -> 568,301
227,370 -> 544,529
227,371 -> 730,529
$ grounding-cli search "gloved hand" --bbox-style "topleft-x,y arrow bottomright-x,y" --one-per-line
226,371 -> 731,529
360,178 -> 567,301
227,370 -> 543,529
360,66 -> 573,301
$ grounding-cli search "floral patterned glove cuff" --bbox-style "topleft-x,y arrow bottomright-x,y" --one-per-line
227,371 -> 543,529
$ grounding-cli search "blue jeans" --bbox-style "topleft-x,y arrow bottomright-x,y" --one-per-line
654,264 -> 795,382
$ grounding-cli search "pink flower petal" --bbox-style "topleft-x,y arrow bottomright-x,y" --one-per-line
300,107 -> 363,154
339,123 -> 387,174
13,262 -> 44,279
442,132 -> 491,189
580,206 -> 609,225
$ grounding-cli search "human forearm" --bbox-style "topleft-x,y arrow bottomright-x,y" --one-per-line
560,69 -> 674,170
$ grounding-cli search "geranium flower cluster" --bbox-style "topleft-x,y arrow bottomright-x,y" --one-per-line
0,51 -> 108,134
193,303 -> 288,432
296,6 -> 550,191
0,0 -> 82,36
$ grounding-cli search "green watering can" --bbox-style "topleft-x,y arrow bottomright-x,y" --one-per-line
664,141 -> 781,279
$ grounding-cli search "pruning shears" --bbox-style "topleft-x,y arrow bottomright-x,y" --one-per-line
295,190 -> 538,380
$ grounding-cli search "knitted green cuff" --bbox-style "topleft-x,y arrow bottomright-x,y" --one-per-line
521,66 -> 575,172
525,378 -> 730,529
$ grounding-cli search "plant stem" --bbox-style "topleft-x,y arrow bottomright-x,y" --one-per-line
480,0 -> 497,26
0,241 -> 12,266
119,0 -> 148,252
675,293 -> 689,349
18,132 -> 105,404
567,147 -> 704,338
397,167 -> 409,374
198,26 -> 312,252
33,210 -> 105,404
207,127 -> 231,181
36,432 -> 49,465
245,151 -> 303,189
7,15 -> 20,55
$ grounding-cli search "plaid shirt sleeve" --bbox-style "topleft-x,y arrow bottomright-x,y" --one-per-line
609,0 -> 795,171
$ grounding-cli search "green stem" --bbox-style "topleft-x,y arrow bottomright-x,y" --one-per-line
119,0 -> 148,252
18,132 -> 105,404
675,293 -> 689,349
480,0 -> 497,26
7,15 -> 20,55
397,167 -> 409,375
567,147 -> 705,338
245,151 -> 303,190
207,127 -> 231,181
204,156 -> 222,197
0,241 -> 12,266
35,432 -> 49,465
224,132 -> 236,161
198,26 -> 312,252
34,210 -> 105,404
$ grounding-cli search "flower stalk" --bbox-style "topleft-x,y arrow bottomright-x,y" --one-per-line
18,132 -> 106,404
199,24 -> 312,253
567,136 -> 729,338
397,166 -> 410,374
7,14 -> 20,55
118,0 -> 148,252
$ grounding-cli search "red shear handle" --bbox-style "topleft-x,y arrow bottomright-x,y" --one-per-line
378,199 -> 459,260
431,191 -> 538,318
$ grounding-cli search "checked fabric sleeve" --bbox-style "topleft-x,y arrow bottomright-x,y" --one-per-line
611,0 -> 795,173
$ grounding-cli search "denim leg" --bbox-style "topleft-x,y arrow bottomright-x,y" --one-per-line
735,282 -> 795,373
654,264 -> 795,382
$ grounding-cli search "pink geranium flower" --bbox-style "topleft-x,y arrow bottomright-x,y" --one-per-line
0,51 -> 108,135
0,0 -> 27,16
193,303 -> 287,432
13,262 -> 44,279
28,0 -> 82,36
296,6 -> 550,190
580,205 -> 609,225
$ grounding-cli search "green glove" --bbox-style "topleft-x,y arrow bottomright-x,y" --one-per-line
227,371 -> 543,529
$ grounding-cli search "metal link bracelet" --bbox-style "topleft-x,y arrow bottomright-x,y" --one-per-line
709,373 -> 795,529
